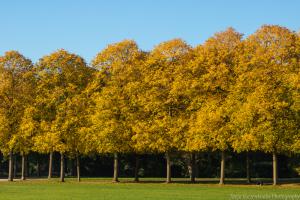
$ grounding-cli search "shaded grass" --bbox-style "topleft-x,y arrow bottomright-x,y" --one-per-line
0,178 -> 300,200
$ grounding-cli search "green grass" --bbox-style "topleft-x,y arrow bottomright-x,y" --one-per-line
0,178 -> 300,200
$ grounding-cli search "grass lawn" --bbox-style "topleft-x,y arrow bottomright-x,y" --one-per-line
0,178 -> 300,200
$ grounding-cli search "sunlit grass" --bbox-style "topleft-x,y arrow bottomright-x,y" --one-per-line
0,178 -> 299,200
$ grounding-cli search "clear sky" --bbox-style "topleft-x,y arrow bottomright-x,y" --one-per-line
1,0 -> 300,63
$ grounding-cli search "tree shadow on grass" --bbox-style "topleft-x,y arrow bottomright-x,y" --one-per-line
120,178 -> 300,185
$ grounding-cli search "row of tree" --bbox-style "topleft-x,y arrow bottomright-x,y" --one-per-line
0,25 -> 299,185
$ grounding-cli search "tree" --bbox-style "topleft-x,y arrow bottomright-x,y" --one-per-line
11,106 -> 38,180
33,49 -> 91,182
90,40 -> 145,182
132,39 -> 193,183
55,91 -> 94,182
230,25 -> 299,185
185,45 -> 210,182
0,51 -> 34,181
291,33 -> 300,159
187,28 -> 243,184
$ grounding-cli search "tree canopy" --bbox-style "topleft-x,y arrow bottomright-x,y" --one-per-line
0,25 -> 299,185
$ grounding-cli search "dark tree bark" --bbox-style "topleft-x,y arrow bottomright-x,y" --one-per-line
48,152 -> 53,179
112,153 -> 119,182
76,154 -> 80,182
246,152 -> 251,183
21,154 -> 26,180
60,153 -> 65,182
189,152 -> 196,183
166,152 -> 171,183
13,155 -> 17,178
273,152 -> 278,185
25,155 -> 29,178
134,155 -> 139,182
195,154 -> 199,178
8,151 -> 13,181
219,151 -> 225,185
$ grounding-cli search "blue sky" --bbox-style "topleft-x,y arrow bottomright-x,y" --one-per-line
1,0 -> 299,63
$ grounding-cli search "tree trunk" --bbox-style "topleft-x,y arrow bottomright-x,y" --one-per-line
189,152 -> 196,183
60,153 -> 65,182
246,152 -> 251,183
134,155 -> 139,182
8,151 -> 13,181
273,152 -> 278,185
48,152 -> 53,179
13,155 -> 17,178
21,154 -> 26,180
25,155 -> 29,178
113,153 -> 119,182
166,152 -> 171,183
76,154 -> 80,182
195,154 -> 199,178
219,151 -> 225,185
